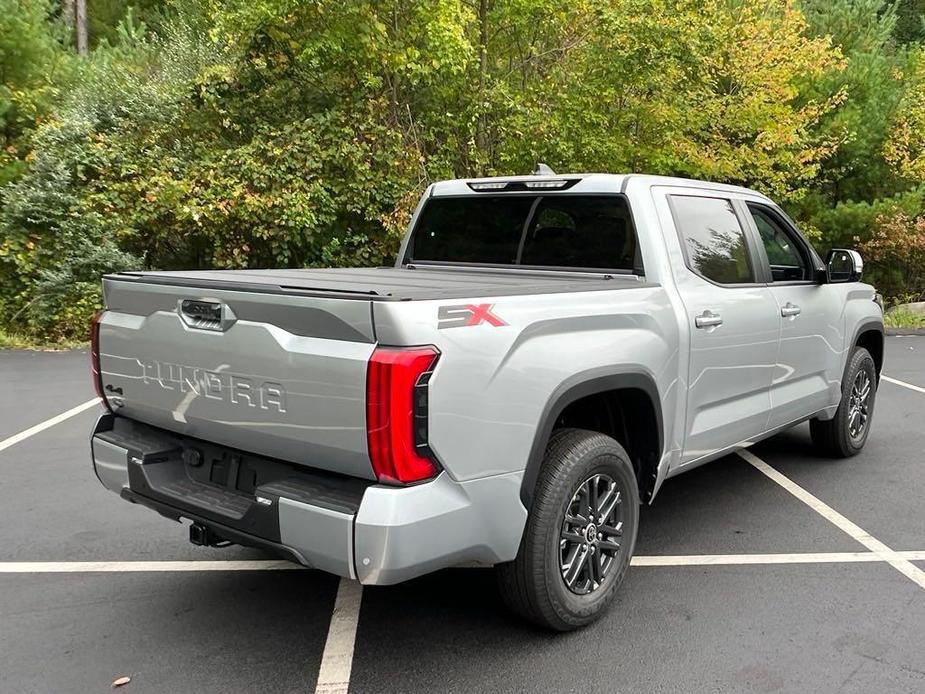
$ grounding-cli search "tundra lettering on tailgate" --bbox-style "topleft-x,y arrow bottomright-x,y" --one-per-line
438,303 -> 507,329
138,359 -> 287,412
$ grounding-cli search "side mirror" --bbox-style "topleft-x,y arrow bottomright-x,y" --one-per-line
824,249 -> 863,283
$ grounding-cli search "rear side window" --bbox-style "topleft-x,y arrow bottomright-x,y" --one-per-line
670,195 -> 754,284
406,195 -> 638,272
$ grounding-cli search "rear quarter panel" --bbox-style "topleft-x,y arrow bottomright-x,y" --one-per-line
373,284 -> 681,483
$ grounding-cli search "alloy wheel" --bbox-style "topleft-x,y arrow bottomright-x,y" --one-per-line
847,369 -> 872,440
559,473 -> 624,595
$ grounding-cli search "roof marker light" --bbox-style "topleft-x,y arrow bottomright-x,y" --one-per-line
468,181 -> 509,191
524,179 -> 569,189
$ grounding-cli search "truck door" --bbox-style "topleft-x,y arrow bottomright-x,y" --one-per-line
665,194 -> 780,463
742,203 -> 846,428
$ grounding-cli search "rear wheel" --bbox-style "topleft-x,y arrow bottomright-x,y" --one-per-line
810,346 -> 877,457
497,428 -> 639,631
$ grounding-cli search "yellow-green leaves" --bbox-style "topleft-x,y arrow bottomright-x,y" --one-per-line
884,51 -> 925,182
514,0 -> 844,198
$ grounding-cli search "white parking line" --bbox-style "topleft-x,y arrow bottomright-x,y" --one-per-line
632,551 -> 925,566
881,375 -> 925,395
739,449 -> 925,590
0,398 -> 99,454
314,578 -> 363,694
2,552 -> 925,573
0,560 -> 299,572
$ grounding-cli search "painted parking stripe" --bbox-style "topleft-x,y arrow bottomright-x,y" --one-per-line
0,398 -> 99,454
881,375 -> 925,395
740,449 -> 925,590
314,578 -> 363,694
3,552 -> 925,573
632,551 -> 925,566
0,560 -> 299,572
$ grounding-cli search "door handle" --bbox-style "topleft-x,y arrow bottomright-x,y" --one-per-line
694,310 -> 723,329
780,302 -> 801,318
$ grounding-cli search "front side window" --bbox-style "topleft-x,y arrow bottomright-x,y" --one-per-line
748,204 -> 811,282
671,195 -> 754,284
406,195 -> 638,272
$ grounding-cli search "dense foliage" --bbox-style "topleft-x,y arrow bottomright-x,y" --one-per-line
2,0 -> 925,340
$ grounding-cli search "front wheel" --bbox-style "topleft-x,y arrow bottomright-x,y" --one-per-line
496,428 -> 639,631
810,346 -> 877,457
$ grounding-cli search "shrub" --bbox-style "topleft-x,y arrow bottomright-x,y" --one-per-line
0,6 -> 221,340
0,0 -> 72,188
2,1 -> 436,340
796,186 -> 925,251
884,305 -> 925,329
858,211 -> 925,302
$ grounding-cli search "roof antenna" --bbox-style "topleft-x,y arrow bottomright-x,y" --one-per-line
533,162 -> 555,176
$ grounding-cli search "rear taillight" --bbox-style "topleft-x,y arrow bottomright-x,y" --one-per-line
90,311 -> 111,411
366,346 -> 440,484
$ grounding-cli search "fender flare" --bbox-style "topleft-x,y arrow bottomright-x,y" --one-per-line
849,319 -> 884,378
519,368 -> 663,510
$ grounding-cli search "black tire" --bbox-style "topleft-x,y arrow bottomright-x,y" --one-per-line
810,346 -> 877,457
496,428 -> 639,631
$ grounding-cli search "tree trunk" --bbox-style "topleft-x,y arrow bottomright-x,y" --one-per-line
475,0 -> 489,169
62,0 -> 75,28
76,0 -> 88,55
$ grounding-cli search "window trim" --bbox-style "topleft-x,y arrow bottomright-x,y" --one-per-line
743,202 -> 821,286
667,193 -> 765,288
402,192 -> 645,276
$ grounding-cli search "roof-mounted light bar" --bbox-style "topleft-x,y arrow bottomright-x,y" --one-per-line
466,178 -> 580,192
468,181 -> 509,191
524,179 -> 569,189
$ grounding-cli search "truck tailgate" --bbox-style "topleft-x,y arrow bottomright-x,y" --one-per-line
98,276 -> 377,480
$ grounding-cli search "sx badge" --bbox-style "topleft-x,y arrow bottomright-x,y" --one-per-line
437,304 -> 507,329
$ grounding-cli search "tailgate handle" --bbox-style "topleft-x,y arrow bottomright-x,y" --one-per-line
179,299 -> 236,331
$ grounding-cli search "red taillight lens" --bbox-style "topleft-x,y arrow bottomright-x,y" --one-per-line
366,346 -> 440,484
90,311 -> 111,411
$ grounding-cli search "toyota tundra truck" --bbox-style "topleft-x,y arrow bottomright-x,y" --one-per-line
89,173 -> 884,630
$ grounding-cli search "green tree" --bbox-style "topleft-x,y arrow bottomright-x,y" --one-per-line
894,0 -> 925,43
883,49 -> 925,181
0,0 -> 70,186
797,0 -> 907,204
86,0 -> 168,47
508,1 -> 843,199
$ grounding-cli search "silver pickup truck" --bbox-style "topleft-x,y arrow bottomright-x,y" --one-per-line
89,173 -> 883,630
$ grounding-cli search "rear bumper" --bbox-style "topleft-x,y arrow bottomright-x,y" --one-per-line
90,415 -> 526,585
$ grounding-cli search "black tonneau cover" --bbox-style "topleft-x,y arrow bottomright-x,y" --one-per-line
107,266 -> 645,301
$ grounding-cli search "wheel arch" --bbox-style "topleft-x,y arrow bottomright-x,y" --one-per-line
852,321 -> 884,378
520,369 -> 663,510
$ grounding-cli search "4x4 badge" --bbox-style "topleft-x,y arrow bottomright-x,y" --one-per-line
437,304 -> 507,329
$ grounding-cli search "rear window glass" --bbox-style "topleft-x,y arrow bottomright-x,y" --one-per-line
405,195 -> 638,271
671,195 -> 754,284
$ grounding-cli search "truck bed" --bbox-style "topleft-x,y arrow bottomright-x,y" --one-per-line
107,266 -> 639,301
96,264 -> 649,480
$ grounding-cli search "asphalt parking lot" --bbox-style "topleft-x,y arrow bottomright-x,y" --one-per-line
1,338 -> 923,693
